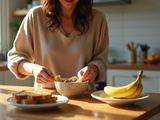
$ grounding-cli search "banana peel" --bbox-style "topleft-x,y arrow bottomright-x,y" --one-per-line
104,70 -> 143,99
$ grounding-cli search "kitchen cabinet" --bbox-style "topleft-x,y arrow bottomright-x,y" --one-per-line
0,70 -> 34,86
107,69 -> 160,93
0,71 -> 4,85
10,9 -> 28,32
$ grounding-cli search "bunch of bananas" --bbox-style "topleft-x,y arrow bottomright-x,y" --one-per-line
104,70 -> 143,99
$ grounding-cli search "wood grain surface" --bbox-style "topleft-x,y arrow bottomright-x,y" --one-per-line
0,85 -> 160,120
108,62 -> 160,70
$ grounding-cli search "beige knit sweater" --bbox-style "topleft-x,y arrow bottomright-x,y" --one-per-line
7,6 -> 109,89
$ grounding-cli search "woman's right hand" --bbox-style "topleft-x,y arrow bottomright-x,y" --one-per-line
32,64 -> 55,84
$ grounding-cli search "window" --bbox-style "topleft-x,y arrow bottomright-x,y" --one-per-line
0,0 -> 10,60
0,0 -> 2,50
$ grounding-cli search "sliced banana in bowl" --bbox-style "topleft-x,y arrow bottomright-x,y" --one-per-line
54,75 -> 88,97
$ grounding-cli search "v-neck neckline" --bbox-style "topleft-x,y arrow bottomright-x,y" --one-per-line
58,26 -> 76,38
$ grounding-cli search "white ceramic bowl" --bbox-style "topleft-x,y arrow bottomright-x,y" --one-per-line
55,80 -> 88,97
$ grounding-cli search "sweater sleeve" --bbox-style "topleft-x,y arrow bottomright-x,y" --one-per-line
7,9 -> 35,80
88,11 -> 109,83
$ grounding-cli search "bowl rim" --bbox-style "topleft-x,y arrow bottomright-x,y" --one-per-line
55,80 -> 89,84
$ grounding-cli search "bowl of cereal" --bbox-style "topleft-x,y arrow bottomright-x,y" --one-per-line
55,75 -> 88,97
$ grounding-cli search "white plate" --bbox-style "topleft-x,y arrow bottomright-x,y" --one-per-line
91,90 -> 149,106
5,95 -> 69,110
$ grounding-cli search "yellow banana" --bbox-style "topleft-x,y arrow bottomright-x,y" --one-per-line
55,75 -> 62,82
104,70 -> 143,98
124,77 -> 143,99
75,77 -> 83,83
104,80 -> 138,98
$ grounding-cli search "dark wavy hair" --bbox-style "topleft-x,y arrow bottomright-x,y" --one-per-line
41,0 -> 93,34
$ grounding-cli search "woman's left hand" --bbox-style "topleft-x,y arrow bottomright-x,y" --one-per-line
77,65 -> 98,84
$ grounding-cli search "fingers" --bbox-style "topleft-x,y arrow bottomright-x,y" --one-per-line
78,71 -> 84,78
36,76 -> 48,84
33,65 -> 55,84
38,69 -> 53,81
43,68 -> 54,82
82,67 -> 89,78
78,66 -> 97,84
36,73 -> 53,84
83,71 -> 95,84
45,69 -> 54,78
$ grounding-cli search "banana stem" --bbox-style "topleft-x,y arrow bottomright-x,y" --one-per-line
138,70 -> 143,77
139,77 -> 142,84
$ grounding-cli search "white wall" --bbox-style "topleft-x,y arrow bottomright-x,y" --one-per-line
94,0 -> 160,62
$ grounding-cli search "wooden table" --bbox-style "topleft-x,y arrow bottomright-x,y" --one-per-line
0,85 -> 160,120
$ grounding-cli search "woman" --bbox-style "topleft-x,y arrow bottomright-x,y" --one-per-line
7,0 -> 109,90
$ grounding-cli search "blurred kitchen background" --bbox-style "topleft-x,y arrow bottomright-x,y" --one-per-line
0,0 -> 160,89
1,1 -> 160,119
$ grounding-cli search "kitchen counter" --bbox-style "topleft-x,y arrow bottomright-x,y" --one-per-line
0,85 -> 160,120
1,62 -> 160,71
108,62 -> 160,70
0,61 -> 8,70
